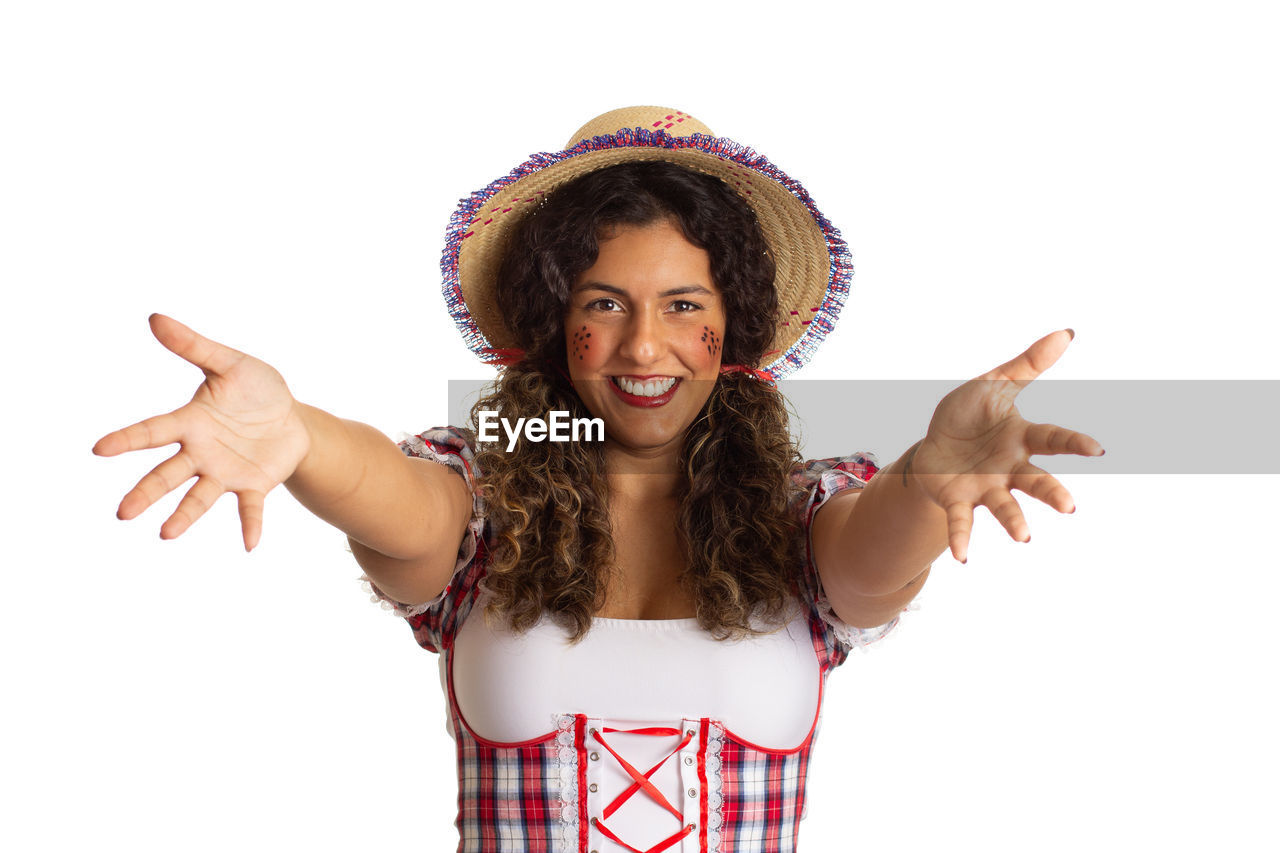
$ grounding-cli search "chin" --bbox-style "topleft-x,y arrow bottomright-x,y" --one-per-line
602,419 -> 691,453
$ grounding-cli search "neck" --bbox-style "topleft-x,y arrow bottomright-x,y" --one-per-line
604,442 -> 683,501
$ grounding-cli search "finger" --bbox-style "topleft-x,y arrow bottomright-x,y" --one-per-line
118,451 -> 198,520
1023,422 -> 1106,457
149,313 -> 246,377
945,502 -> 975,563
1009,462 -> 1076,514
160,476 -> 225,540
237,491 -> 265,552
93,410 -> 185,457
978,328 -> 1075,391
982,488 -> 1031,543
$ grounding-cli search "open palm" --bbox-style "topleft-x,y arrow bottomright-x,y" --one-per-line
93,314 -> 311,550
911,329 -> 1104,563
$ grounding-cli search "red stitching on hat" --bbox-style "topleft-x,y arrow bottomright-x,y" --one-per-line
462,231 -> 474,239
483,218 -> 494,225
652,121 -> 663,128
789,310 -> 800,315
801,320 -> 812,325
501,207 -> 512,213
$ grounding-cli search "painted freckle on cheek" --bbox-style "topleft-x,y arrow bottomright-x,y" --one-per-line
571,325 -> 591,360
702,327 -> 721,358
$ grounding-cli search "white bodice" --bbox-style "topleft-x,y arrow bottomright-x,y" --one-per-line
446,590 -> 821,748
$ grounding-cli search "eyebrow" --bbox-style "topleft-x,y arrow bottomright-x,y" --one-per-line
574,282 -> 715,298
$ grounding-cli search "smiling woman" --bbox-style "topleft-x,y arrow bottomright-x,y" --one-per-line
468,161 -> 806,648
94,106 -> 1103,853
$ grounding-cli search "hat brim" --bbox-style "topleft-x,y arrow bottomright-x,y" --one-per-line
442,127 -> 851,379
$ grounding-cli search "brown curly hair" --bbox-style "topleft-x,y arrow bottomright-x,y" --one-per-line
470,162 -> 808,643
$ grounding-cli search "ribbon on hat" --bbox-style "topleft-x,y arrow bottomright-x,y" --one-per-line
480,347 -> 526,366
718,363 -> 778,388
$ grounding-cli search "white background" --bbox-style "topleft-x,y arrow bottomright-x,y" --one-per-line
4,1 -> 1278,850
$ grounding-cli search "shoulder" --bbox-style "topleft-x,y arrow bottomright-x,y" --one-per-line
789,452 -> 882,515
401,426 -> 482,481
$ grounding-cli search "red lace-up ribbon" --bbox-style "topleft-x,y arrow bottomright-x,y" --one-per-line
589,725 -> 697,853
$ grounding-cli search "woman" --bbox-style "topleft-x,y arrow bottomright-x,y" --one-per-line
94,106 -> 1102,852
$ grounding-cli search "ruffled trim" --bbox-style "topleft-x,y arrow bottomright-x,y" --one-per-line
358,575 -> 437,619
441,126 -> 852,380
705,721 -> 725,853
816,596 -> 922,655
555,714 -> 580,849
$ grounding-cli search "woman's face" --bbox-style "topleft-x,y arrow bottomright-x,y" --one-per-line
565,219 -> 726,457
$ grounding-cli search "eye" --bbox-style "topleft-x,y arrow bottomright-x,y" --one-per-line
669,300 -> 702,313
585,297 -> 621,312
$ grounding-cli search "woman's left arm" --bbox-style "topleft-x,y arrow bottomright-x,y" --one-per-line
812,329 -> 1105,628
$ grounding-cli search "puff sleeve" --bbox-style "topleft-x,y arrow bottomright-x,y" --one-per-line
358,426 -> 487,654
792,452 -> 913,669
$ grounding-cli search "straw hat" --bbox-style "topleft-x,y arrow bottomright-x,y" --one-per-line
441,106 -> 851,380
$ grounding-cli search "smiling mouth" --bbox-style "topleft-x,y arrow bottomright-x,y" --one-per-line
608,376 -> 681,407
610,376 -> 678,397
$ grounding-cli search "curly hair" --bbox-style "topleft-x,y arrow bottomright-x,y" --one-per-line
471,161 -> 808,643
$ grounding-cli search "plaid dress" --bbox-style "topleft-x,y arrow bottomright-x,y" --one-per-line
361,427 -> 904,853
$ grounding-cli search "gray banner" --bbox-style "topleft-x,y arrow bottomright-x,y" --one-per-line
447,380 -> 1280,474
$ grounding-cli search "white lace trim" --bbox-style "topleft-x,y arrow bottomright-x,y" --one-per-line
816,596 -> 922,654
555,714 -> 579,850
705,721 -> 725,853
357,575 -> 436,618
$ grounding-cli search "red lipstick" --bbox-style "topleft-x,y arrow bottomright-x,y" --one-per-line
607,377 -> 680,408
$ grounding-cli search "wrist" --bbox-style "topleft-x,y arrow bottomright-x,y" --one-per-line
284,401 -> 323,485
900,439 -> 924,489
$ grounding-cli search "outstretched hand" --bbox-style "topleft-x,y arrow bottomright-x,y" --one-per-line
910,329 -> 1104,564
93,314 -> 311,551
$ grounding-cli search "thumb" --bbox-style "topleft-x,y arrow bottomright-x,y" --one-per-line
149,313 -> 246,377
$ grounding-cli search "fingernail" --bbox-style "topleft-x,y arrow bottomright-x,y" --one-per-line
1066,328 -> 1075,340
1069,505 -> 1077,514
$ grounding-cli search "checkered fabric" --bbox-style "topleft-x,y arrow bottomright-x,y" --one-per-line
360,428 -> 902,852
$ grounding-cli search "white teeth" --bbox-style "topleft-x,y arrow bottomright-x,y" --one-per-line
614,376 -> 677,397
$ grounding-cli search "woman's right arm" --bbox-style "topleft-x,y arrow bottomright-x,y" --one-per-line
286,405 -> 472,607
94,314 -> 470,606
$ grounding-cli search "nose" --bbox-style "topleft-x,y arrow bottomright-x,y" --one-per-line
617,310 -> 667,366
